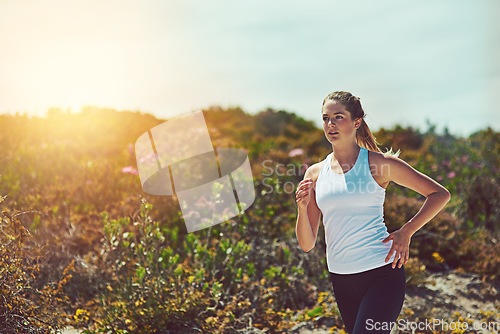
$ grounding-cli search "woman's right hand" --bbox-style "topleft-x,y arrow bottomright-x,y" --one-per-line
296,178 -> 314,209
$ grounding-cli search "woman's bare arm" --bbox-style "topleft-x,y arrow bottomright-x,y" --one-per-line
379,154 -> 451,268
295,166 -> 322,252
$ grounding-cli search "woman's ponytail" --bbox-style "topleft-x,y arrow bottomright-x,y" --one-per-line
356,118 -> 381,153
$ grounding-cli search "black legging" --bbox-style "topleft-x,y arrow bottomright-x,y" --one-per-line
329,263 -> 406,334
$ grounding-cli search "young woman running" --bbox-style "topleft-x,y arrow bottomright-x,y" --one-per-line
295,91 -> 450,334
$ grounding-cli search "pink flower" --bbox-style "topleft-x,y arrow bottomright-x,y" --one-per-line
437,175 -> 443,181
139,153 -> 156,164
289,148 -> 304,157
121,166 -> 138,175
447,172 -> 456,178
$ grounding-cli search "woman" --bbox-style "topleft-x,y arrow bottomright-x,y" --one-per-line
295,91 -> 450,334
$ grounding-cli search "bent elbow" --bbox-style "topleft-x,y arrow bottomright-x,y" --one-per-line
300,243 -> 315,253
442,188 -> 451,202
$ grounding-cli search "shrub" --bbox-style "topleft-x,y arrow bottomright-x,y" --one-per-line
0,197 -> 71,333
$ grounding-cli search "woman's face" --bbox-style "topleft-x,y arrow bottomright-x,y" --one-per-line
322,99 -> 360,144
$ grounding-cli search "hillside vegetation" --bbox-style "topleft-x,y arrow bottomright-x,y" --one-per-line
0,106 -> 498,333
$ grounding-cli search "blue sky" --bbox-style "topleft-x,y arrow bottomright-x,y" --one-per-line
0,0 -> 498,136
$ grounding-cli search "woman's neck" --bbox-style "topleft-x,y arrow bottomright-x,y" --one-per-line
332,143 -> 360,165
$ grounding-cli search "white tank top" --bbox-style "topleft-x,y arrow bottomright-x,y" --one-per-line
315,147 -> 396,274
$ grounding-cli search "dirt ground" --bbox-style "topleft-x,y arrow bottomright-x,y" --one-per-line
60,270 -> 499,334
294,270 -> 499,334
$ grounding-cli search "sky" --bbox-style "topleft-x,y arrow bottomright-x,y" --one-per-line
0,0 -> 498,136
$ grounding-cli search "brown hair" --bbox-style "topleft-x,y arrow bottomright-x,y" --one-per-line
322,91 -> 399,156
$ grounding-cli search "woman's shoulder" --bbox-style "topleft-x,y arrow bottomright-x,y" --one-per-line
303,155 -> 330,189
367,149 -> 406,184
367,149 -> 402,166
